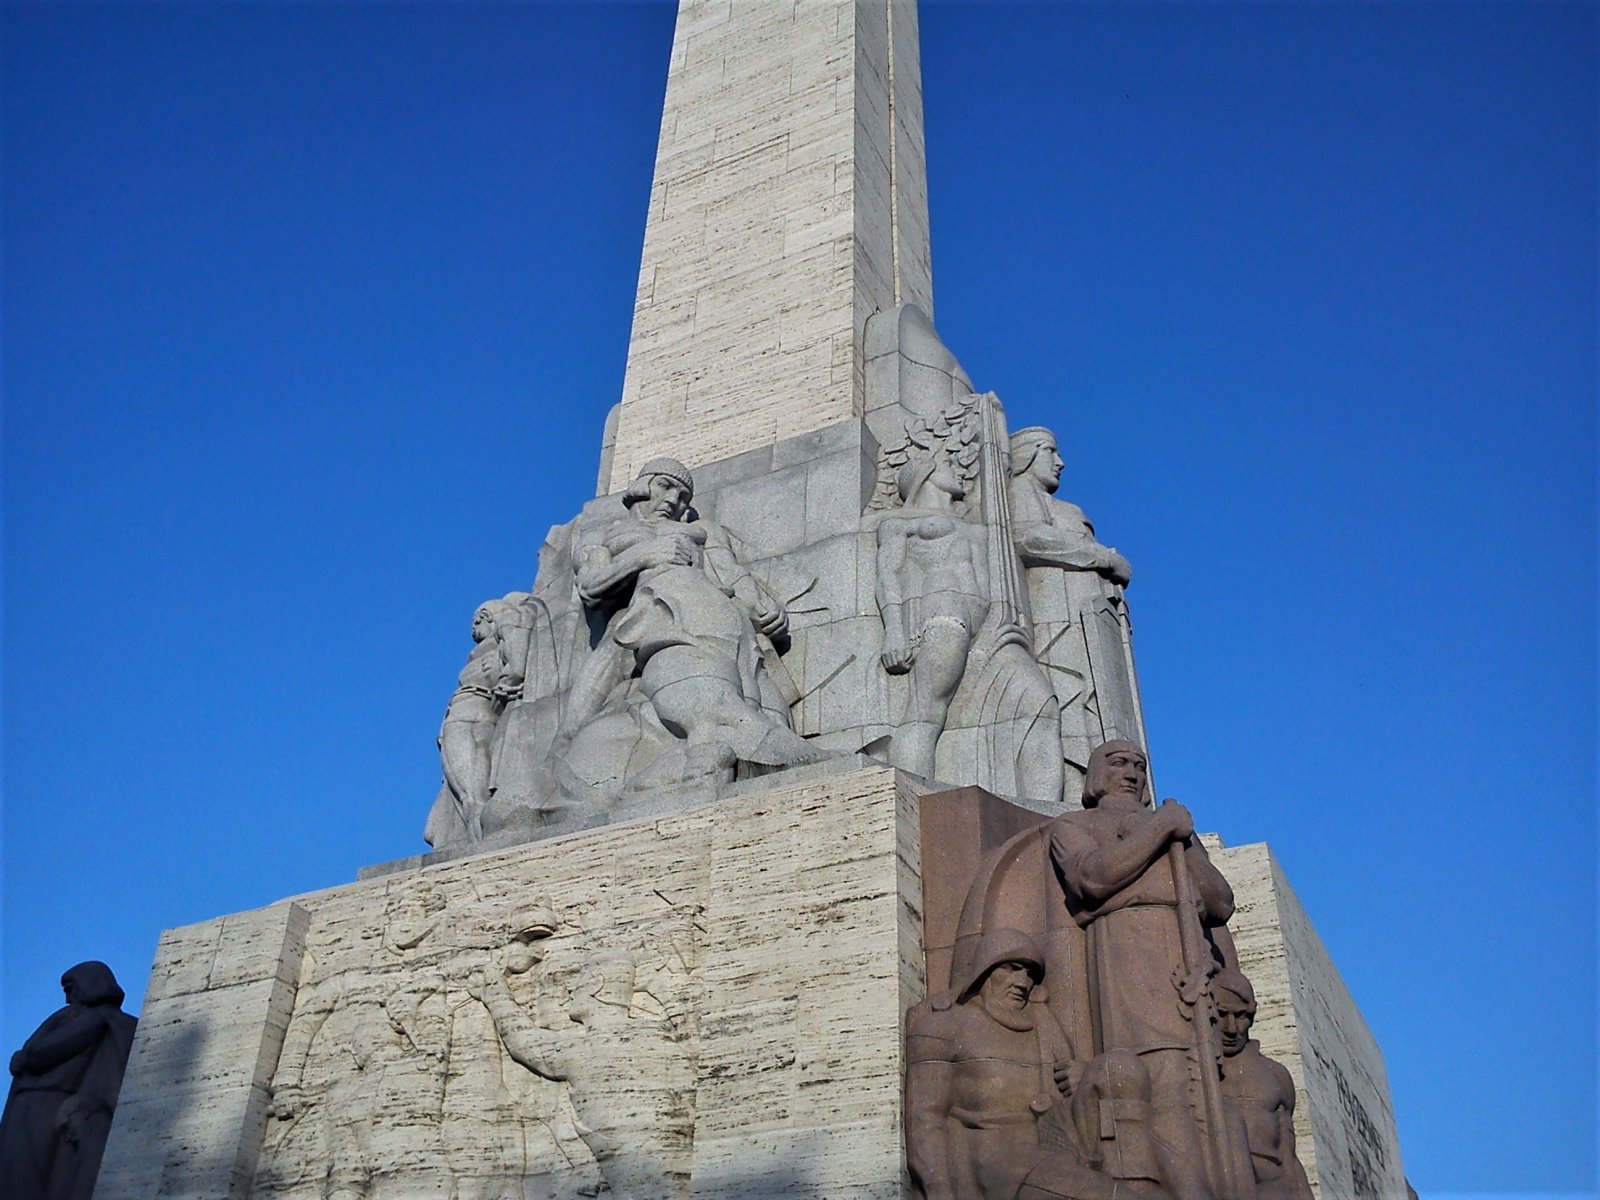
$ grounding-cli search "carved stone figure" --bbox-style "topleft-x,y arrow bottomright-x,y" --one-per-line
0,963 -> 136,1200
556,457 -> 823,802
264,886 -> 451,1199
904,928 -> 1158,1200
1048,742 -> 1249,1200
1007,427 -> 1144,787
468,948 -> 694,1200
875,444 -> 1063,800
424,592 -> 536,849
876,448 -> 991,778
1214,969 -> 1313,1200
441,901 -> 595,1200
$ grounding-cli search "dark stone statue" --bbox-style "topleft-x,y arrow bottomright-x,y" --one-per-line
1048,741 -> 1247,1200
1214,969 -> 1313,1200
0,962 -> 137,1200
904,928 -> 1159,1200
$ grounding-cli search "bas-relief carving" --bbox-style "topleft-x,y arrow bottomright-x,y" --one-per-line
0,962 -> 136,1200
257,877 -> 704,1200
911,742 -> 1314,1200
1006,428 -> 1144,789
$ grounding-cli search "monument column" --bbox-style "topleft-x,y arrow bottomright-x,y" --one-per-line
602,0 -> 932,493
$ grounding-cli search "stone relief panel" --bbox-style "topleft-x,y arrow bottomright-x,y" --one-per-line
909,742 -> 1316,1200
257,842 -> 707,1200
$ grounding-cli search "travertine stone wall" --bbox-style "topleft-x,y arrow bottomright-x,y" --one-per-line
1216,841 -> 1409,1200
105,766 -> 924,1200
605,0 -> 933,494
96,902 -> 309,1200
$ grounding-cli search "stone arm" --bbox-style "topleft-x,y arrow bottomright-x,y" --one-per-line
703,523 -> 787,638
1185,839 -> 1235,925
1010,507 -> 1132,587
270,977 -> 338,1117
903,1017 -> 958,1200
381,978 -> 447,1062
492,613 -> 533,702
875,520 -> 915,673
574,530 -> 686,607
1050,807 -> 1192,906
11,1009 -> 106,1075
1271,1059 -> 1314,1200
475,975 -> 576,1084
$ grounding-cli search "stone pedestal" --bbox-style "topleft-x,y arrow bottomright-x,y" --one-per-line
99,768 -> 1400,1199
99,764 -> 925,1200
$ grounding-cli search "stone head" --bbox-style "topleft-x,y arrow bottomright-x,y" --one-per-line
1082,740 -> 1151,809
60,961 -> 124,1009
1008,426 -> 1063,493
1213,967 -> 1257,1057
624,457 -> 695,521
955,928 -> 1045,1010
385,882 -> 446,952
503,899 -> 559,975
897,450 -> 965,505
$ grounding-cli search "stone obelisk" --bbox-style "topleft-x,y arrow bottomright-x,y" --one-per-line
602,0 -> 933,492
94,4 -> 1408,1199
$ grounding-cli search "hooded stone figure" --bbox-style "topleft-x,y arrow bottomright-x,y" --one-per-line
0,961 -> 137,1200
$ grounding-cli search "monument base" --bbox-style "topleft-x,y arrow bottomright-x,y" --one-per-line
97,768 -> 1402,1199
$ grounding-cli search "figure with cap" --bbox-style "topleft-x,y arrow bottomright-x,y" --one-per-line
0,962 -> 137,1200
1007,425 -> 1144,798
1047,742 -> 1240,1200
905,928 -> 1161,1200
560,455 -> 822,789
1213,969 -> 1313,1200
468,948 -> 693,1200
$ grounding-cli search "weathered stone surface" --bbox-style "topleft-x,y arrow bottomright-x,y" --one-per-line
119,766 -> 927,1199
1212,841 -> 1408,1200
605,0 -> 933,493
94,904 -> 307,1200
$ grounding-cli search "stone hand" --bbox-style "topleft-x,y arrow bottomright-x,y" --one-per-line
464,968 -> 488,1001
1053,1058 -> 1085,1097
1103,550 -> 1133,586
646,534 -> 696,568
754,600 -> 788,638
1158,798 -> 1195,841
270,1083 -> 307,1120
880,636 -> 915,674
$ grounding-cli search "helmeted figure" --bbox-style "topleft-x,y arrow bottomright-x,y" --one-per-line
904,928 -> 1164,1200
0,962 -> 137,1200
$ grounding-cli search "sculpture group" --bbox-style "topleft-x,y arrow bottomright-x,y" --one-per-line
423,323 -> 1146,851
907,742 -> 1313,1200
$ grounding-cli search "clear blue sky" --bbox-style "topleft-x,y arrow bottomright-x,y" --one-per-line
3,2 -> 1594,1195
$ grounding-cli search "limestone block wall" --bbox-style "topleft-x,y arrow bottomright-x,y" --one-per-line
104,765 -> 924,1200
1216,841 -> 1409,1200
95,903 -> 309,1199
606,0 -> 933,493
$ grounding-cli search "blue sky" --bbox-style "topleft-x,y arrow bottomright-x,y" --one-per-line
3,2 -> 1594,1194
